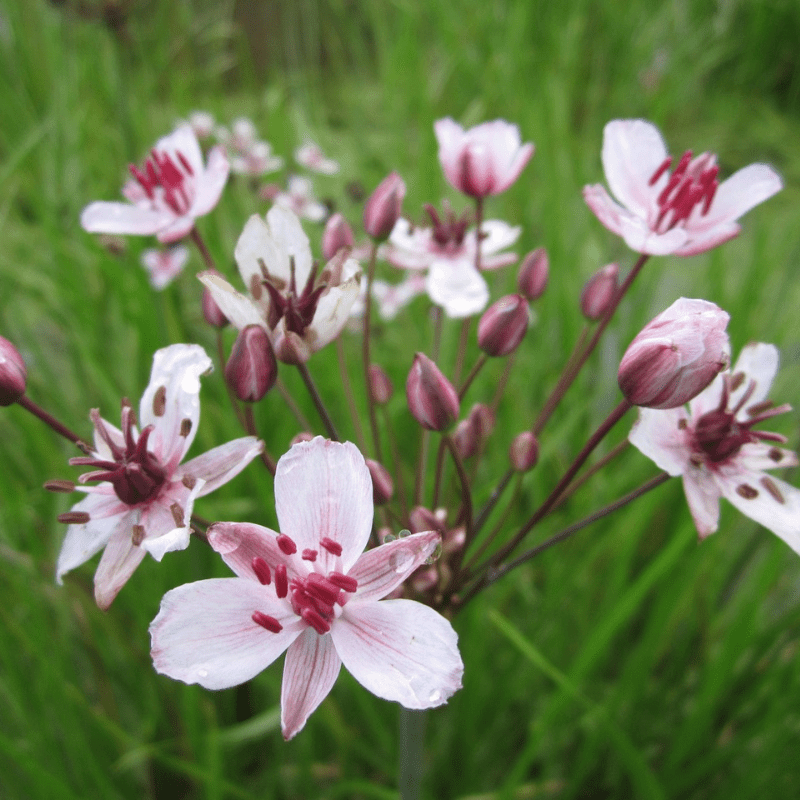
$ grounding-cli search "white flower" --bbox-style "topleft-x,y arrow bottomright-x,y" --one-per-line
295,141 -> 340,175
140,245 -> 190,290
150,437 -> 464,740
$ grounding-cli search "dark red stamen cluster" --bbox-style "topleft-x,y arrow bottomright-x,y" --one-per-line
250,533 -> 358,637
70,403 -> 167,505
424,203 -> 470,249
693,375 -> 790,464
256,256 -> 328,337
648,150 -> 719,233
130,148 -> 195,216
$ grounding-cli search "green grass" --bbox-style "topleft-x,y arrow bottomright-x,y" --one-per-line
1,0 -> 800,798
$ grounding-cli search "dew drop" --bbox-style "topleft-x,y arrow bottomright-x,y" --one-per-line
197,669 -> 208,678
389,547 -> 414,574
428,689 -> 442,704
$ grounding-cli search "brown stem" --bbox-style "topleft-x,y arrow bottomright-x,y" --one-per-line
337,337 -> 366,452
458,354 -> 488,401
242,405 -> 276,475
16,395 -> 88,450
296,362 -> 339,441
189,226 -> 216,271
276,377 -> 313,431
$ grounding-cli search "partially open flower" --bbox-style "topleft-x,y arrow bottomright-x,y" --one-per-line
618,297 -> 730,409
580,263 -> 618,321
406,353 -> 460,431
0,335 -> 27,406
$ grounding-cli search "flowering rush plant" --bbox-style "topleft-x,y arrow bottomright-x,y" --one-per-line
4,112 -> 793,762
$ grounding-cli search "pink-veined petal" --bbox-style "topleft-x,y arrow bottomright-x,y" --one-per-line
94,523 -> 148,609
191,145 -> 230,218
582,184 -> 626,238
160,125 -> 204,177
280,629 -> 341,740
628,407 -> 691,476
139,344 -> 212,467
670,222 -> 741,257
81,202 -> 173,237
494,141 -> 534,193
348,532 -> 440,603
332,599 -> 463,709
207,522 -> 303,581
718,470 -> 800,554
699,163 -> 782,229
619,214 -> 688,255
181,436 -> 264,497
682,468 -> 722,538
150,577 -> 301,689
274,438 -> 373,573
198,272 -> 268,331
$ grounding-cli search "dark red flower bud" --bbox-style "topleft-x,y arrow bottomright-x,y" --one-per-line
321,213 -> 355,261
291,432 -> 315,446
409,506 -> 447,535
517,247 -> 549,300
366,458 -> 394,505
363,172 -> 405,241
202,269 -> 229,328
406,353 -> 460,431
509,431 -> 539,472
580,263 -> 618,321
225,325 -> 277,402
368,364 -> 394,405
0,336 -> 27,406
453,403 -> 495,459
477,294 -> 530,357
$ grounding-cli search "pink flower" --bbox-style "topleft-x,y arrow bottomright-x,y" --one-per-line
81,125 -> 230,244
199,206 -> 361,364
628,343 -> 800,551
56,344 -> 264,609
583,119 -> 782,256
150,438 -> 464,740
140,245 -> 189,289
270,176 -> 328,223
295,141 -> 340,175
434,118 -> 534,198
385,204 -> 520,318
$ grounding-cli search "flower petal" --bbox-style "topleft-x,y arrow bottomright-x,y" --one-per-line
150,577 -> 301,689
191,145 -> 230,218
207,522 -> 300,581
348,532 -> 440,602
280,629 -> 341,740
94,523 -> 148,609
628,407 -> 691,476
700,163 -> 782,229
80,202 -> 173,237
274,438 -> 373,573
306,276 -> 361,351
181,436 -> 264,497
682,468 -> 722,538
198,272 -> 268,331
332,599 -> 463,709
475,220 -> 522,258
426,258 -> 488,318
729,342 -> 779,409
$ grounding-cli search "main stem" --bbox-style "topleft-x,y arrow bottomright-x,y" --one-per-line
16,395 -> 88,450
295,362 -> 339,441
362,241 -> 383,460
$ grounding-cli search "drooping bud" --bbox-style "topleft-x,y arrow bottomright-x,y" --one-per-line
453,403 -> 495,459
363,172 -> 405,241
0,336 -> 27,406
618,297 -> 730,409
321,212 -> 355,260
406,353 -> 460,431
409,506 -> 447,535
509,431 -> 539,472
202,269 -> 229,328
477,294 -> 530,357
580,263 -> 619,321
366,458 -> 394,505
368,363 -> 393,405
225,325 -> 277,402
517,247 -> 549,300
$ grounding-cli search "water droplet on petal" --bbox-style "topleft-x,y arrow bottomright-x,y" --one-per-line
197,669 -> 208,678
428,689 -> 442,704
389,547 -> 414,574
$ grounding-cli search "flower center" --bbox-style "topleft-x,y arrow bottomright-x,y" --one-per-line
250,534 -> 358,636
256,256 -> 328,336
129,148 -> 195,216
648,150 -> 719,233
693,374 -> 789,464
70,402 -> 167,505
424,203 -> 470,250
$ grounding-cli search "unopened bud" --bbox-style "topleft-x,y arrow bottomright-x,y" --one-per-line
225,325 -> 277,402
477,294 -> 530,357
368,364 -> 393,405
580,263 -> 618,321
363,172 -> 405,240
517,247 -> 549,300
406,353 -> 460,431
366,458 -> 394,505
202,269 -> 229,328
618,297 -> 730,409
453,403 -> 495,459
509,431 -> 539,472
291,431 -> 315,446
321,213 -> 355,260
0,336 -> 27,406
409,506 -> 447,535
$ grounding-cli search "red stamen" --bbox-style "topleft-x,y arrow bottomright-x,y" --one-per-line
252,557 -> 272,585
648,156 -> 673,186
301,607 -> 331,635
301,549 -> 318,561
177,151 -> 194,176
305,573 -> 340,606
252,611 -> 283,633
277,534 -> 297,555
275,564 -> 288,598
328,572 -> 358,593
320,537 -> 342,556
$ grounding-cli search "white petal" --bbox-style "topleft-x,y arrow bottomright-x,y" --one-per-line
234,214 -> 284,297
281,629 -> 341,740
306,276 -> 361,351
628,407 -> 691,476
94,524 -> 148,609
191,145 -> 230,218
700,163 -> 782,229
150,578 -> 301,689
139,344 -> 212,469
729,343 -> 779,409
474,220 -> 521,256
265,205 -> 313,287
198,272 -> 268,331
80,202 -> 173,237
332,599 -> 463,709
181,436 -> 264,497
141,523 -> 192,562
426,259 -> 488,319
159,125 -> 204,176
737,442 -> 798,471
207,521 -> 300,581
682,468 -> 722,538
274,438 -> 373,573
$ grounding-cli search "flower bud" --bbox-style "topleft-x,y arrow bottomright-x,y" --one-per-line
453,403 -> 495,459
321,212 -> 355,260
517,247 -> 549,300
409,506 -> 447,535
406,353 -> 460,431
368,364 -> 393,405
202,270 -> 229,328
225,325 -> 277,403
618,297 -> 730,409
363,172 -> 405,241
477,294 -> 530,357
291,431 -> 315,446
366,458 -> 394,505
0,336 -> 27,406
509,431 -> 539,472
580,263 -> 618,321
